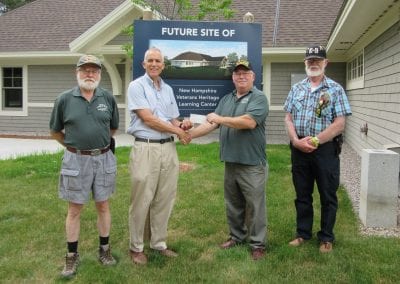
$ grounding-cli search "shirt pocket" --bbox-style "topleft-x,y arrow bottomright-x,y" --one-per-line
293,97 -> 305,112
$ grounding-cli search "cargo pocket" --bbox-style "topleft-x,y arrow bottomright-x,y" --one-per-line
104,166 -> 117,186
60,169 -> 81,191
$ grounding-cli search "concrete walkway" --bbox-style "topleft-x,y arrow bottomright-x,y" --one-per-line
0,134 -> 135,160
0,133 -> 218,160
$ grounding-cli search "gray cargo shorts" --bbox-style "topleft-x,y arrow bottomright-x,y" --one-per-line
58,149 -> 117,204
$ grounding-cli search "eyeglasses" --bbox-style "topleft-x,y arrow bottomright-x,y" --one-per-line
79,68 -> 100,75
233,71 -> 252,77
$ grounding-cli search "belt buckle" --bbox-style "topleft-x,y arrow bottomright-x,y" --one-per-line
91,149 -> 101,156
160,139 -> 166,144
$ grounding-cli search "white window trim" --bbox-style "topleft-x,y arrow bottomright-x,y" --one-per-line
0,65 -> 28,116
346,50 -> 364,90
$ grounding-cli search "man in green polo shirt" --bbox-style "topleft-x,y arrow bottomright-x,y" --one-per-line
190,60 -> 269,260
50,54 -> 119,278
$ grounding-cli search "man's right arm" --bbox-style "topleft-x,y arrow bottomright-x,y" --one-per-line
285,113 -> 316,153
189,121 -> 219,139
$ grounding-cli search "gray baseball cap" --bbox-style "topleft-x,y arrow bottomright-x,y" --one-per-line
76,54 -> 102,68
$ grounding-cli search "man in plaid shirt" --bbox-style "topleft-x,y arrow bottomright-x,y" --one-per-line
284,45 -> 352,253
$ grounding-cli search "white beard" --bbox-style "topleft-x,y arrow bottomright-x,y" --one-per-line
77,75 -> 99,91
305,65 -> 325,77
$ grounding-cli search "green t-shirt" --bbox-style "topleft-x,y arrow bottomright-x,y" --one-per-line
49,86 -> 119,149
215,86 -> 269,166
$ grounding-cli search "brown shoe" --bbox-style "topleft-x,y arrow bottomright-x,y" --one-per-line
319,241 -> 333,253
288,237 -> 305,247
251,248 -> 265,261
157,248 -> 178,258
220,239 -> 239,249
130,250 -> 147,265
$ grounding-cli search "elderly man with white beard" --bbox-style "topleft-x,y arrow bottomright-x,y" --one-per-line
50,55 -> 119,277
284,45 -> 352,253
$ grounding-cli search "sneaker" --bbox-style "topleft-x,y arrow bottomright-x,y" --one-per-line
99,245 -> 117,265
319,241 -> 333,253
61,252 -> 79,278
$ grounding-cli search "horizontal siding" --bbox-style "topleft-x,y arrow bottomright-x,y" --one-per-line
266,110 -> 289,144
28,64 -> 125,104
345,21 -> 400,155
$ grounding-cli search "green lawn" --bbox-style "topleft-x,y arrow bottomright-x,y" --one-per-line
0,143 -> 399,283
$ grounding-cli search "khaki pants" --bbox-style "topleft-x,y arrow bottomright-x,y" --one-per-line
129,141 -> 179,252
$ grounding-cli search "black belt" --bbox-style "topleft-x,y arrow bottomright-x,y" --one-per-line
135,137 -> 174,144
66,146 -> 110,156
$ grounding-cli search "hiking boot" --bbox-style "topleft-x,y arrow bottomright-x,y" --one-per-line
99,245 -> 117,265
61,252 -> 79,278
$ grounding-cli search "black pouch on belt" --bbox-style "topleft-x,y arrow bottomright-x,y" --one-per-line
333,134 -> 343,155
110,137 -> 116,154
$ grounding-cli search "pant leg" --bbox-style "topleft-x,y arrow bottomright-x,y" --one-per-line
224,163 -> 247,242
236,164 -> 268,249
128,142 -> 160,252
149,142 -> 179,250
291,144 -> 315,240
314,142 -> 340,242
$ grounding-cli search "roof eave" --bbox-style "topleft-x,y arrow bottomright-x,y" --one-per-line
69,0 -> 144,54
327,0 -> 400,60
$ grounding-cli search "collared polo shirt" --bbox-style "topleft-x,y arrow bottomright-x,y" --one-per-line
284,76 -> 352,137
127,73 -> 179,139
215,86 -> 269,166
49,86 -> 119,149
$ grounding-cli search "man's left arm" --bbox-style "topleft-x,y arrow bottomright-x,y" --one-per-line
316,116 -> 346,144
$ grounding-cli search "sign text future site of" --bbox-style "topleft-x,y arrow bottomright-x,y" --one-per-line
133,20 -> 262,117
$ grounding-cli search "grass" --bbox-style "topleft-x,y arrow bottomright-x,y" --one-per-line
0,143 -> 399,283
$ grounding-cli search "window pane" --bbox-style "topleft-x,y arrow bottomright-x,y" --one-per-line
13,68 -> 23,77
14,78 -> 22,87
3,78 -> 12,87
2,68 -> 12,77
4,89 -> 23,108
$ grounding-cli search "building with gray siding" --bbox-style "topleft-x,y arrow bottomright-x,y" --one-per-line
0,0 -> 398,155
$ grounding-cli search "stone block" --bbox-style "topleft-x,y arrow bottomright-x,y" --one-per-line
359,149 -> 399,227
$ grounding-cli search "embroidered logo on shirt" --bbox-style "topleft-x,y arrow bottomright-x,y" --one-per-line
97,104 -> 108,111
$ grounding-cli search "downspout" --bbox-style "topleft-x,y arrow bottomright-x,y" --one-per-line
272,0 -> 280,47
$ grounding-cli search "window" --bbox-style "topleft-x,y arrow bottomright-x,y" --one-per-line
346,51 -> 364,90
2,67 -> 23,109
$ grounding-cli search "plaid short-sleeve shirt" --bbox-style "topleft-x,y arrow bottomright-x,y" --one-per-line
283,76 -> 352,137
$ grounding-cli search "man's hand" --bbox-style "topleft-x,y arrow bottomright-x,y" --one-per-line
206,113 -> 221,124
294,136 -> 317,153
179,119 -> 193,131
178,130 -> 192,145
